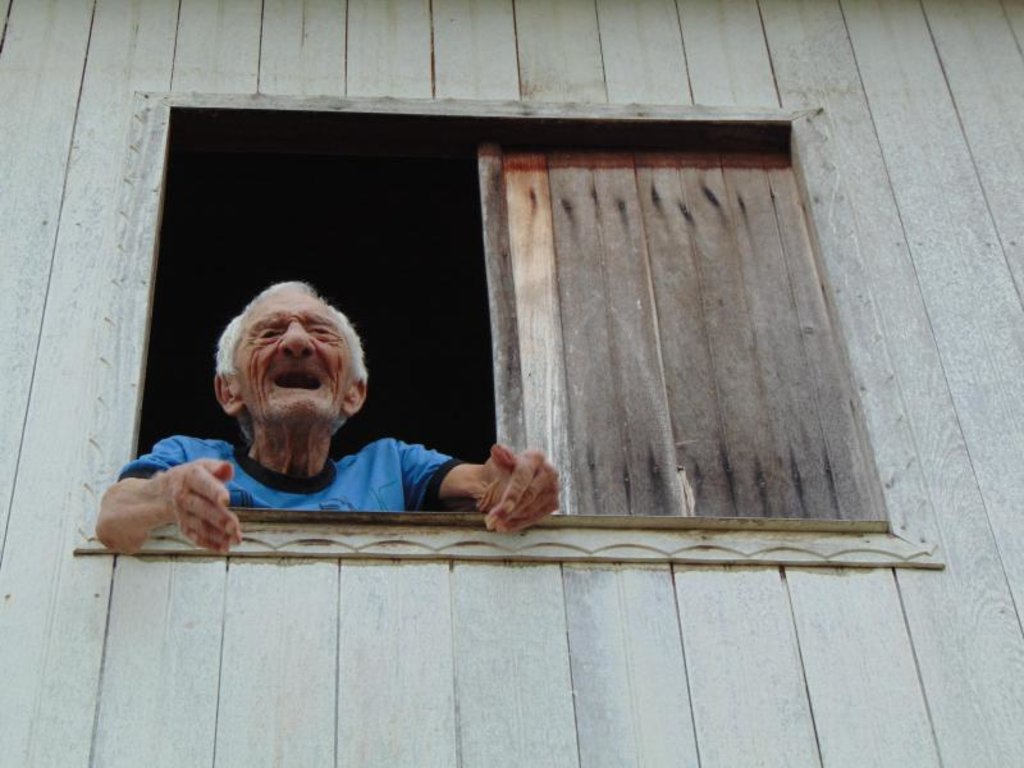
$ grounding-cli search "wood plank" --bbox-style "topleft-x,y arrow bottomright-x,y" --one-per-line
678,161 -> 778,516
761,1 -> 1024,764
636,156 -> 731,516
920,0 -> 1024,299
675,0 -> 778,107
173,0 -> 262,93
563,566 -> 699,768
501,152 -> 573,512
723,165 -> 834,519
336,562 -> 455,767
0,1 -> 178,765
768,168 -> 885,521
896,563 -> 1024,768
786,568 -> 941,768
214,560 -> 338,767
345,0 -> 432,98
1004,0 -> 1024,51
158,93 -> 795,159
432,0 -> 519,100
259,0 -> 347,96
591,158 -> 683,516
595,0 -> 691,105
477,145 -> 527,452
0,0 -> 93,565
513,0 -> 606,102
92,559 -> 226,768
0,0 -> 11,50
548,158 -> 629,516
837,3 -> 1024,763
451,563 -> 578,768
777,40 -> 939,552
846,0 -> 1024,598
674,567 -> 821,767
162,91 -> 797,126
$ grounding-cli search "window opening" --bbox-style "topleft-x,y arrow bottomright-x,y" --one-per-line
139,151 -> 496,463
126,101 -> 883,525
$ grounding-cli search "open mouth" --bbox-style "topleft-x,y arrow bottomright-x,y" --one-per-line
273,372 -> 322,390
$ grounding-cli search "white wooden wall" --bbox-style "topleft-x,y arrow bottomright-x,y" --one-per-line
2,0 -> 1024,765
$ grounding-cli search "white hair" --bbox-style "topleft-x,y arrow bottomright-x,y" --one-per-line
215,281 -> 368,383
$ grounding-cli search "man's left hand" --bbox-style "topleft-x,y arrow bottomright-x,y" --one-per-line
477,444 -> 560,532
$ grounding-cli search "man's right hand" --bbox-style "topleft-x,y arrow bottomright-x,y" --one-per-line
96,459 -> 243,555
159,460 -> 242,553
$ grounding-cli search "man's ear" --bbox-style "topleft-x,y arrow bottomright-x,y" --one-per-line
341,379 -> 367,418
215,374 -> 246,418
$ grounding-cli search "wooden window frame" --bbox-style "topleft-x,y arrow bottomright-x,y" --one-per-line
75,93 -> 943,570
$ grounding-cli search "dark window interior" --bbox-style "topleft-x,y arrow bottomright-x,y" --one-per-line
138,151 -> 496,463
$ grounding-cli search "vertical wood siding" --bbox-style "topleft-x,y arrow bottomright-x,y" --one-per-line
215,561 -> 339,766
2,1 -> 1024,766
336,563 -> 456,767
0,0 -> 94,567
346,0 -> 432,98
433,0 -> 519,100
594,0 -> 690,105
93,559 -> 226,768
786,568 -> 941,767
0,1 -> 177,765
259,0 -> 347,96
563,566 -> 699,768
760,1 -> 1024,764
676,567 -> 821,767
452,564 -> 579,767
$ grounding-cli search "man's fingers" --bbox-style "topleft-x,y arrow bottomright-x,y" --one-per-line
171,463 -> 232,520
498,460 -> 558,517
184,496 -> 241,544
506,495 -> 559,531
166,460 -> 241,547
187,462 -> 232,508
183,517 -> 232,553
201,459 -> 235,484
496,489 -> 559,529
179,485 -> 231,527
495,451 -> 545,512
489,443 -> 518,471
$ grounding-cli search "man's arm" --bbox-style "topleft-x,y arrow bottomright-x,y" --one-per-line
96,460 -> 242,554
439,445 -> 559,532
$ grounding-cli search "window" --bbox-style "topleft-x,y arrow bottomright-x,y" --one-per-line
139,99 -> 883,521
77,95 -> 934,567
141,151 -> 496,462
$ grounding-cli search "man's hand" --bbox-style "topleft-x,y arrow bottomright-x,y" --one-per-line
159,460 -> 242,553
97,459 -> 242,555
476,444 -> 560,532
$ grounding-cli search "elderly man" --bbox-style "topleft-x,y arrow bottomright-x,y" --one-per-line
97,281 -> 559,554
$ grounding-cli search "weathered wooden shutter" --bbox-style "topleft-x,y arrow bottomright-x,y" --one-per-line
480,146 -> 882,521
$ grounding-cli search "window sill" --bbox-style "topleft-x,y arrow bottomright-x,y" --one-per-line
75,511 -> 942,570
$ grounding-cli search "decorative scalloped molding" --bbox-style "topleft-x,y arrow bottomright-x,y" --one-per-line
76,522 -> 942,569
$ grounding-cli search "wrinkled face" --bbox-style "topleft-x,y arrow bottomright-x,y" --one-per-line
215,288 -> 366,436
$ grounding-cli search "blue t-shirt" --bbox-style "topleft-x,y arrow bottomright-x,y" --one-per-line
119,436 -> 460,511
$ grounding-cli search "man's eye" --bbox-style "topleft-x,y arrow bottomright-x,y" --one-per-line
259,328 -> 284,340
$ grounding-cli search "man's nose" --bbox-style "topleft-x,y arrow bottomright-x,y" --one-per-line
280,321 -> 314,357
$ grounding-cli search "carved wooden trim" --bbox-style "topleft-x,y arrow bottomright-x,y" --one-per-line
76,513 -> 942,569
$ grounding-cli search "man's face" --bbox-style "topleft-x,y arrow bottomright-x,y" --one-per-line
215,288 -> 366,435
